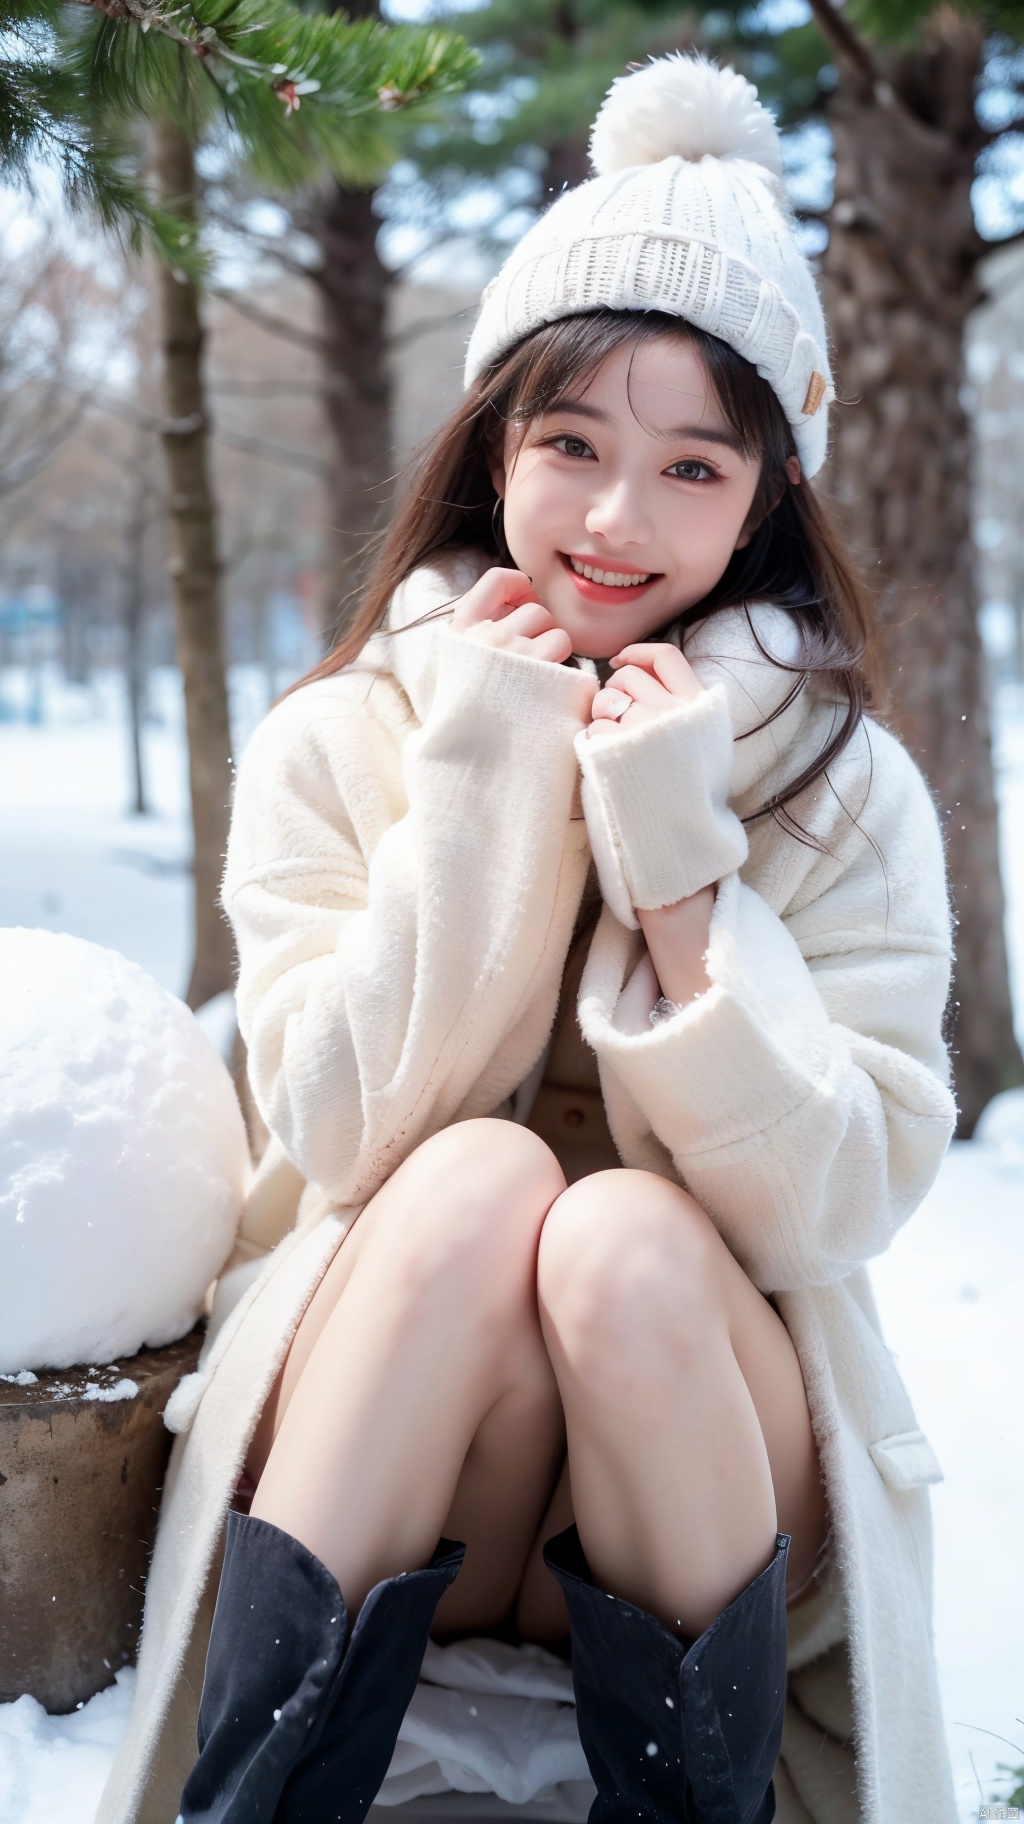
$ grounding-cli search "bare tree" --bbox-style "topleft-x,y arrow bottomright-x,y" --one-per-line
119,428 -> 159,816
0,249 -> 92,498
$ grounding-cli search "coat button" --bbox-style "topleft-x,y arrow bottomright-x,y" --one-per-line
564,1108 -> 584,1129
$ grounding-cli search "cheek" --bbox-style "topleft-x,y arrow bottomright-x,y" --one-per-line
505,460 -> 572,539
670,490 -> 756,563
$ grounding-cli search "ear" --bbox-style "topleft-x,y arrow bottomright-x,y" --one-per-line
488,453 -> 507,501
733,455 -> 802,550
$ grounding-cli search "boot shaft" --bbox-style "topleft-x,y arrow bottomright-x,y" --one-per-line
179,1511 -> 465,1824
544,1525 -> 790,1824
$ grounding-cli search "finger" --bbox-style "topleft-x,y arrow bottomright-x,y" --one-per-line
591,686 -> 633,721
586,716 -> 621,741
604,663 -> 674,707
454,567 -> 538,628
461,600 -> 552,645
528,627 -> 573,664
611,642 -> 699,695
499,601 -> 557,638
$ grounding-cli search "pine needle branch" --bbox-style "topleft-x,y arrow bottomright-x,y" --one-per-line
0,0 -> 476,263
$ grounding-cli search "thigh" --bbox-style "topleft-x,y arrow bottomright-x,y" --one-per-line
248,1117 -> 566,1483
246,1206 -> 370,1484
430,1377 -> 567,1641
513,1453 -> 574,1646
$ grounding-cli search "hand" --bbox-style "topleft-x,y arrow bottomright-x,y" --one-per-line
587,641 -> 704,740
451,568 -> 573,665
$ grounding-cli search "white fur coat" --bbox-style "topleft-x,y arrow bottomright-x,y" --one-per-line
97,550 -> 959,1824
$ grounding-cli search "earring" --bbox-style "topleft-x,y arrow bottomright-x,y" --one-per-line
491,497 -> 509,561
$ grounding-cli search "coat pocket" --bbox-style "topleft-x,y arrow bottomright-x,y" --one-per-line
868,1426 -> 944,1491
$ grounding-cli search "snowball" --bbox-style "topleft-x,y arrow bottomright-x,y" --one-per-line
589,52 -> 783,180
0,929 -> 250,1372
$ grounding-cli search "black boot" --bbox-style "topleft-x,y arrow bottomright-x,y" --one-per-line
179,1510 -> 465,1824
543,1525 -> 790,1824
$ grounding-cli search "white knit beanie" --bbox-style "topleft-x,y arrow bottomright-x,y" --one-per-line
464,53 -> 835,478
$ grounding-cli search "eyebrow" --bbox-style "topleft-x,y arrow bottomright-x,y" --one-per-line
542,397 -> 745,452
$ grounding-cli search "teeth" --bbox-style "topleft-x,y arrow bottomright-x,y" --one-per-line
570,558 -> 651,587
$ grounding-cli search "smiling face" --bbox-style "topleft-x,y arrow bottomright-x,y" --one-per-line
490,332 -> 768,659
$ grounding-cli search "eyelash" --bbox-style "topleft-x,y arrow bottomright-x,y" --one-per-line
667,458 -> 719,484
548,434 -> 595,460
545,435 -> 719,483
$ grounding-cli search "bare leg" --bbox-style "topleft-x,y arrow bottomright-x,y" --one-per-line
514,1453 -> 574,1644
535,1169 -> 829,1641
249,1119 -> 569,1629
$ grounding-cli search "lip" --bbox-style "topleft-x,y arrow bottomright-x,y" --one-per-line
560,553 -> 661,603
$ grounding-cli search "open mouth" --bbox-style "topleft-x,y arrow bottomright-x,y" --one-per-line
565,554 -> 654,588
561,554 -> 661,601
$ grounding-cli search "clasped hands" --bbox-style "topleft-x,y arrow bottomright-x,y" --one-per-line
450,567 -> 705,735
452,566 -> 716,1006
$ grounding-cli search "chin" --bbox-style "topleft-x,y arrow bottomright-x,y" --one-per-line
551,618 -> 614,660
537,597 -> 618,657
557,612 -> 655,660
573,633 -> 627,660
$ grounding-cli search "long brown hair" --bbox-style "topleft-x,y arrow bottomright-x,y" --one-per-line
294,308 -> 883,844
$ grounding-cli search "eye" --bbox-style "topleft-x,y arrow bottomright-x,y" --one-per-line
667,458 -> 717,482
550,434 -> 595,460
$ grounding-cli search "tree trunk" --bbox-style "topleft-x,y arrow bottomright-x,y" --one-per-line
545,131 -> 590,200
121,435 -> 152,817
153,122 -> 236,1010
1007,554 -> 1014,685
317,0 -> 393,644
819,9 -> 1023,1133
544,4 -> 590,198
61,594 -> 91,687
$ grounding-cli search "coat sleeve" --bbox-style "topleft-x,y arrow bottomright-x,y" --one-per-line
577,707 -> 958,1292
223,628 -> 595,1206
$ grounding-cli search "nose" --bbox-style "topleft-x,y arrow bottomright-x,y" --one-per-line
584,474 -> 652,550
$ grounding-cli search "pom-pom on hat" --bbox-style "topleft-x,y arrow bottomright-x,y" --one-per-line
464,52 -> 835,477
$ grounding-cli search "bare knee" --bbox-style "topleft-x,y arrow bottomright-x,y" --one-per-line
537,1171 -> 726,1393
248,1123 -> 562,1480
369,1118 -> 566,1313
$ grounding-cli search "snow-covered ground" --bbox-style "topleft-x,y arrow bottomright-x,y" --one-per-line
870,1142 -> 1024,1820
0,665 -> 273,998
1,665 -> 1022,1823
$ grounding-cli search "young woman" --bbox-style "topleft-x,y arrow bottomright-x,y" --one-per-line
98,53 -> 959,1824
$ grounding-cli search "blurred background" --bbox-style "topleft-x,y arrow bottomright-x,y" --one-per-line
0,2 -> 1022,1819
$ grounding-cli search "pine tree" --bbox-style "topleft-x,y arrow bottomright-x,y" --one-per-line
0,0 -> 474,1010
0,0 -> 477,261
406,0 -> 1024,1132
406,2 -> 697,206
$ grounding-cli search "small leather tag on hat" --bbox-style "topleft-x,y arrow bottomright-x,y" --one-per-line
801,371 -> 827,416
